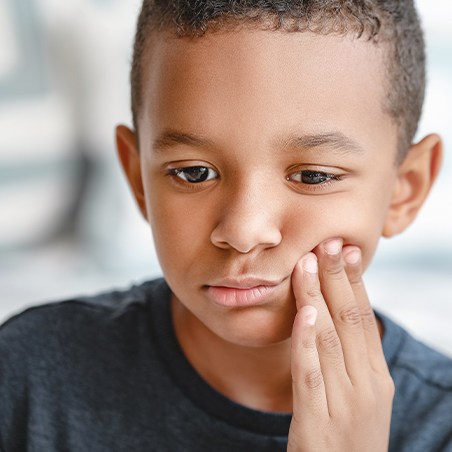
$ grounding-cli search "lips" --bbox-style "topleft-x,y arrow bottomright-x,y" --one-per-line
205,277 -> 286,308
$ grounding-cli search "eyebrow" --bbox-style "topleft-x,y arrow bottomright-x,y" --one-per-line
152,130 -> 214,153
152,129 -> 365,155
278,131 -> 366,156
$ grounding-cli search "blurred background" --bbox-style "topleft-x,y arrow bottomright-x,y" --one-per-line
0,0 -> 451,356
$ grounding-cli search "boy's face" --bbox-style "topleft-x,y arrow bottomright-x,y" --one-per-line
133,30 -> 402,347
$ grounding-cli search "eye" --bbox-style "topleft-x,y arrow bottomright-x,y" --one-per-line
168,166 -> 218,183
287,170 -> 340,185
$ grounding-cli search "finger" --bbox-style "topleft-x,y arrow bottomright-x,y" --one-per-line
342,246 -> 389,374
291,305 -> 329,417
315,238 -> 370,383
292,253 -> 349,394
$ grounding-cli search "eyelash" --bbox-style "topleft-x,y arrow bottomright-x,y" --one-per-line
166,166 -> 343,192
286,170 -> 343,189
167,166 -> 218,183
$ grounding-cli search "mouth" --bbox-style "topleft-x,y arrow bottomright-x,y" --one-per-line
204,277 -> 288,308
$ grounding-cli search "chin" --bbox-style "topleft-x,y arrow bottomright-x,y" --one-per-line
211,307 -> 296,348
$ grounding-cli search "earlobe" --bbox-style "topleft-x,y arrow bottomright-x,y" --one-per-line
383,134 -> 443,238
116,125 -> 148,219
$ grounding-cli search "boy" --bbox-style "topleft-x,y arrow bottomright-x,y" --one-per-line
1,0 -> 451,451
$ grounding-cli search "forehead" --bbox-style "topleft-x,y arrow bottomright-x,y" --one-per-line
140,29 -> 397,158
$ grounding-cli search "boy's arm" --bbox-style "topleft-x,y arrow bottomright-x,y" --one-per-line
288,239 -> 394,452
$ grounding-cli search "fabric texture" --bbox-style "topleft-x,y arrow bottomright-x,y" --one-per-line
0,278 -> 451,452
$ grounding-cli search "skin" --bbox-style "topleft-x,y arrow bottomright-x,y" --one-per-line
116,29 -> 442,450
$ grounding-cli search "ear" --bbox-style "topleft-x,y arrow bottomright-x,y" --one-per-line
383,134 -> 443,238
116,125 -> 148,219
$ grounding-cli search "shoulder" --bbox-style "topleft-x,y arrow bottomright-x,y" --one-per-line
378,311 -> 452,451
379,311 -> 452,391
0,278 -> 168,365
396,337 -> 452,391
0,278 -> 173,447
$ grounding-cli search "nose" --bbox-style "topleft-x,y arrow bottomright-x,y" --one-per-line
210,179 -> 283,253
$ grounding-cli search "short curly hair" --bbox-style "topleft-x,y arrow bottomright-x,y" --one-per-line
131,0 -> 426,162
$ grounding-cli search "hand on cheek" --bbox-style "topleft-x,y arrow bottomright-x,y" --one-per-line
288,239 -> 394,452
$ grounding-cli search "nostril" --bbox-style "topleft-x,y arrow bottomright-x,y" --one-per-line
210,219 -> 282,253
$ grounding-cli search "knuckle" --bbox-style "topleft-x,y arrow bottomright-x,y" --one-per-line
301,336 -> 317,350
305,287 -> 322,299
317,327 -> 341,353
387,381 -> 396,399
380,375 -> 396,399
338,304 -> 362,327
324,263 -> 344,279
361,306 -> 377,330
348,271 -> 362,285
304,369 -> 324,390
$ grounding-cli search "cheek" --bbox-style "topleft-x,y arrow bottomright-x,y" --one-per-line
340,212 -> 384,270
344,205 -> 390,269
146,191 -> 214,268
284,193 -> 389,267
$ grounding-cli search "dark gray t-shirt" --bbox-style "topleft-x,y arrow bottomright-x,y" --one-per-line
0,278 -> 451,451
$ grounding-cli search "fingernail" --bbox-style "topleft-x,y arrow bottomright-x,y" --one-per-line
344,249 -> 361,265
323,239 -> 342,255
303,306 -> 318,326
302,254 -> 318,274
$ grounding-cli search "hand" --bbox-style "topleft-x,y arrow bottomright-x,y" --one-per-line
287,238 -> 394,452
